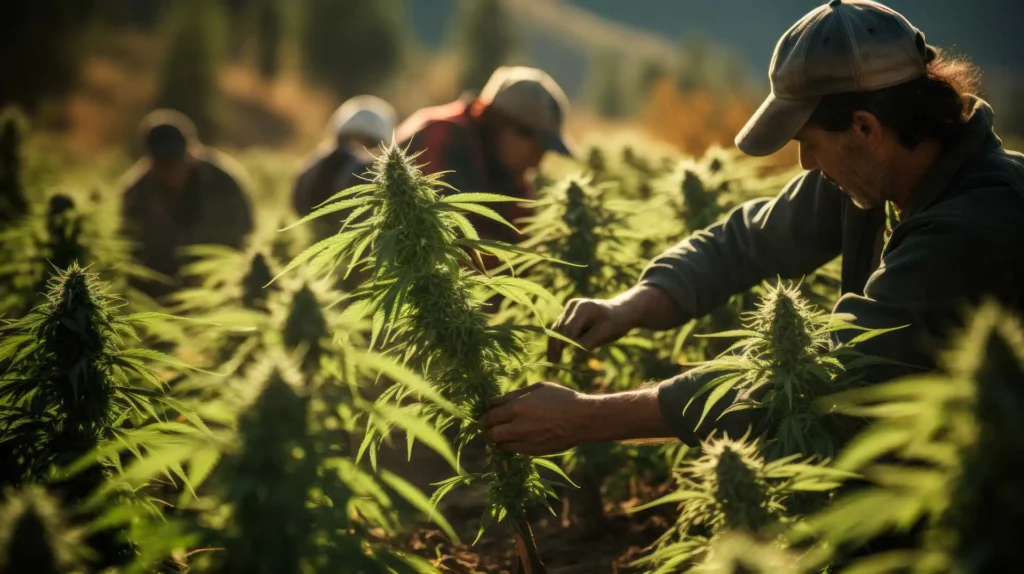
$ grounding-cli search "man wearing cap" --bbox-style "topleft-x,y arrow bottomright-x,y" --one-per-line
120,109 -> 254,299
390,66 -> 576,257
480,1 -> 1024,460
292,95 -> 397,232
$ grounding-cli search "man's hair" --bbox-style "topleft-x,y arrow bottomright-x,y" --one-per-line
807,46 -> 982,148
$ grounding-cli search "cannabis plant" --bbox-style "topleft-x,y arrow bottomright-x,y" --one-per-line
0,485 -> 86,574
278,142 -> 572,572
190,342 -> 452,573
794,302 -> 1024,573
693,530 -> 802,574
682,281 -> 889,462
168,247 -> 284,372
0,191 -> 159,318
0,264 -> 207,569
0,264 -> 201,487
509,174 -> 667,530
633,434 -> 848,574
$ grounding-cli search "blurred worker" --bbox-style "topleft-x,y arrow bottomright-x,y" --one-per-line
292,95 -> 398,226
483,0 -> 1024,467
391,66 -> 577,253
120,109 -> 254,300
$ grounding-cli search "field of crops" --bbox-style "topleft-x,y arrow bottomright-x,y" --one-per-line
1,104 -> 1021,574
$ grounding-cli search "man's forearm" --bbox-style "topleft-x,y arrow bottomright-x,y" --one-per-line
578,387 -> 675,443
611,284 -> 683,332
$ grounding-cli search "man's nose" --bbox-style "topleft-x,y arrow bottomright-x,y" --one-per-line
799,143 -> 818,171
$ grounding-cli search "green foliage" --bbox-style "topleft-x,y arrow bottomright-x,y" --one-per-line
586,48 -> 633,119
682,281 -> 888,461
300,0 -> 406,98
241,252 -> 276,311
255,0 -> 285,80
155,0 -> 227,140
282,284 -> 329,372
216,368 -> 317,573
0,486 -> 86,574
0,108 -> 28,225
633,434 -> 849,573
279,142 -> 569,567
453,0 -> 516,92
795,302 -> 1024,573
0,265 -> 199,485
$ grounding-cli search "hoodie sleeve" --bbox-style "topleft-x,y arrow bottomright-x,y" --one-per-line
639,169 -> 846,326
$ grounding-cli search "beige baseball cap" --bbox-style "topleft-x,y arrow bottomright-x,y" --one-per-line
735,0 -> 932,157
479,66 -> 577,158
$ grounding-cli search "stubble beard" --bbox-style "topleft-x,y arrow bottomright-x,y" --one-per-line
837,135 -> 888,210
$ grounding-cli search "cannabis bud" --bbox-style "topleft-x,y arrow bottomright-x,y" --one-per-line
751,283 -> 818,372
282,284 -> 328,372
45,194 -> 87,274
706,438 -> 777,534
241,252 -> 274,311
587,146 -> 606,175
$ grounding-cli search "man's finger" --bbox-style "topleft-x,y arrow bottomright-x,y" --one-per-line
483,422 -> 520,445
549,299 -> 578,334
546,302 -> 577,362
480,403 -> 515,430
576,320 -> 613,352
489,382 -> 540,408
493,441 -> 535,455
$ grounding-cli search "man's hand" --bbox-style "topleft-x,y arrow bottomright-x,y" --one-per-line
546,285 -> 681,363
546,298 -> 628,363
481,382 -> 594,456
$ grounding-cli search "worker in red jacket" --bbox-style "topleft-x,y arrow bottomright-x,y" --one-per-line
392,66 -> 577,252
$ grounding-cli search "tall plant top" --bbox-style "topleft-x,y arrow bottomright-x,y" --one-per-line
279,142 -> 570,572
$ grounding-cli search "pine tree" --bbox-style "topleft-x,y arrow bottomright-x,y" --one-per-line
453,0 -> 516,93
586,49 -> 630,120
255,0 -> 285,81
154,0 -> 227,140
300,0 -> 406,99
0,108 -> 28,226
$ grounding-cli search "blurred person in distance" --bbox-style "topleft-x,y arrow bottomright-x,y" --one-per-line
119,109 -> 254,300
385,66 -> 578,265
482,0 -> 1024,470
291,94 -> 398,227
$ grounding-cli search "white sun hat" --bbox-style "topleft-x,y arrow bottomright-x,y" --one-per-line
327,95 -> 398,145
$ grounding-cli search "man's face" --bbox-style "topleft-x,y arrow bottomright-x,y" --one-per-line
495,123 -> 546,176
151,156 -> 192,192
795,119 -> 893,210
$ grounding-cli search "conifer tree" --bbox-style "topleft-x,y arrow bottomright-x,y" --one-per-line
154,0 -> 226,140
300,0 -> 405,98
255,0 -> 284,81
586,49 -> 630,119
0,109 -> 28,226
453,0 -> 516,93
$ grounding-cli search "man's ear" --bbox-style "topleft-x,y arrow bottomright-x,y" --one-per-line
851,110 -> 883,142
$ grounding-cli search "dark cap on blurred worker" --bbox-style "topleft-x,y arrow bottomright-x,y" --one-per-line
478,66 -> 577,159
139,109 -> 198,160
736,0 -> 935,157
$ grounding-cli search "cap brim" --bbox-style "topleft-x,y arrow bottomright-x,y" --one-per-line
536,129 -> 578,160
735,93 -> 821,157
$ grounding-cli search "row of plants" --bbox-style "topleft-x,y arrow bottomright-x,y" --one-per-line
2,108 -> 1020,574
